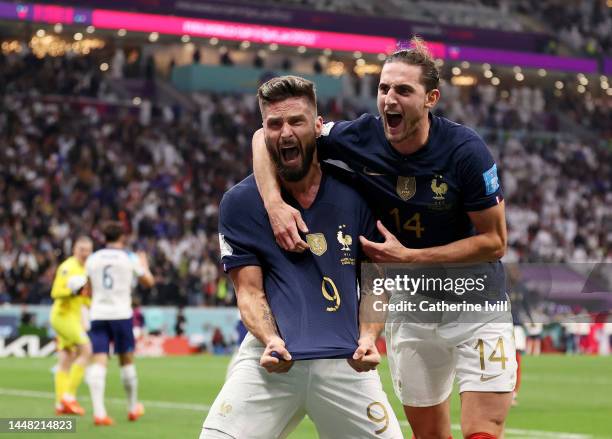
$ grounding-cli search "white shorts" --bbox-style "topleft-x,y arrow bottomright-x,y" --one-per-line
386,311 -> 517,407
200,333 -> 402,439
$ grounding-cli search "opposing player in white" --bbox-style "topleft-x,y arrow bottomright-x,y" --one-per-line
85,221 -> 155,426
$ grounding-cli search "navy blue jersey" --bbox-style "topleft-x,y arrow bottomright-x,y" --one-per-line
319,113 -> 506,298
219,173 -> 377,360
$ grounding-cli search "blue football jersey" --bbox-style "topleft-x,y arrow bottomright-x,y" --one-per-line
219,173 -> 377,360
318,113 -> 506,299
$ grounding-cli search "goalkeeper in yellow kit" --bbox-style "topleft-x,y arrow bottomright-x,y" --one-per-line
50,236 -> 93,416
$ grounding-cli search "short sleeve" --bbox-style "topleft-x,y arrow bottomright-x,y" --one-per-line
218,190 -> 263,272
456,136 -> 504,211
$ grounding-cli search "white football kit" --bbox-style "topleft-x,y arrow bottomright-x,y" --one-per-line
86,249 -> 145,321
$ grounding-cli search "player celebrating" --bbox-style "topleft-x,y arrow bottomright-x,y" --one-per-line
50,236 -> 93,416
85,221 -> 155,426
200,76 -> 402,439
253,39 -> 516,439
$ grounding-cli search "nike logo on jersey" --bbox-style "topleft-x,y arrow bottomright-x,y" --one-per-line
480,373 -> 503,382
363,166 -> 386,176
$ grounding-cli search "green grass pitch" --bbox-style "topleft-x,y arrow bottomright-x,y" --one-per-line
0,355 -> 610,438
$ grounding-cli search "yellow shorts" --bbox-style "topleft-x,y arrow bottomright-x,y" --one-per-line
50,313 -> 89,351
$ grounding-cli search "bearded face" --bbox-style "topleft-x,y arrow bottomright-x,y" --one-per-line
262,97 -> 321,182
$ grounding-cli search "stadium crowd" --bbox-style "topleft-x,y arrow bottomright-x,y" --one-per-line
0,51 -> 610,308
264,0 -> 611,56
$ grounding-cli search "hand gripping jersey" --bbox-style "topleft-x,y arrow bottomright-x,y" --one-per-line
219,173 -> 377,360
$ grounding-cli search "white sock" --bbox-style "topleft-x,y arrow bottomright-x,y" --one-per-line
86,364 -> 107,418
120,364 -> 138,412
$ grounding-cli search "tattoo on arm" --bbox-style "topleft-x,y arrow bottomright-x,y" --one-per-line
261,302 -> 277,333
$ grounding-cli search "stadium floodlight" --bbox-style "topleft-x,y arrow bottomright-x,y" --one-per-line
377,53 -> 386,61
515,72 -> 524,82
181,35 -> 190,43
117,28 -> 127,37
579,77 -> 588,86
240,41 -> 251,49
460,61 -> 470,69
209,37 -> 219,45
323,49 -> 332,56
73,33 -> 83,41
482,63 -> 491,70
36,29 -> 45,37
601,81 -> 609,90
54,23 -> 62,33
577,85 -> 586,93
132,97 -> 142,105
269,43 -> 279,51
491,77 -> 500,86
484,70 -> 493,78
555,81 -> 564,89
86,26 -> 95,34
452,67 -> 461,76
538,68 -> 547,77
100,62 -> 109,72
513,66 -> 522,74
148,32 -> 159,42
297,46 -> 306,54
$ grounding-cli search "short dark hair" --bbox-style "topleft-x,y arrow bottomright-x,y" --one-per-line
385,37 -> 439,92
257,75 -> 317,115
102,221 -> 125,243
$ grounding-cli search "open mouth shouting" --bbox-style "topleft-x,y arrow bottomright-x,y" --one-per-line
385,110 -> 403,133
280,143 -> 301,165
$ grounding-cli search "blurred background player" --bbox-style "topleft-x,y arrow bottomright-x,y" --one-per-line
85,221 -> 155,426
49,236 -> 93,416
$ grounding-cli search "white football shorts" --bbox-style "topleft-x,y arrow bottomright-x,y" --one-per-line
200,333 -> 403,439
386,308 -> 517,407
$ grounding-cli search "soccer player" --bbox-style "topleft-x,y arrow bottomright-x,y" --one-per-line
85,221 -> 155,426
200,76 -> 402,439
50,236 -> 93,416
252,39 -> 517,439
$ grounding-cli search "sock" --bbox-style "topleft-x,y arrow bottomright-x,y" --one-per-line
87,364 -> 107,418
120,364 -> 138,412
66,363 -> 86,398
467,434 -> 497,439
55,370 -> 69,407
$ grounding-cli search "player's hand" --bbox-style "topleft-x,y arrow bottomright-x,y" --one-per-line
348,336 -> 380,372
260,336 -> 294,373
267,200 -> 309,252
360,221 -> 414,263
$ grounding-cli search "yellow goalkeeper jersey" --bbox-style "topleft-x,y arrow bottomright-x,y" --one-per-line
50,256 -> 88,318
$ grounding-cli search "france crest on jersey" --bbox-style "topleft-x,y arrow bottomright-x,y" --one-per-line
219,173 -> 377,360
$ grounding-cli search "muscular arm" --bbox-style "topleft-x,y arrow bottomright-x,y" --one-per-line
361,202 -> 507,263
230,265 -> 293,372
252,129 -> 309,251
410,202 -> 507,263
229,265 -> 279,345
